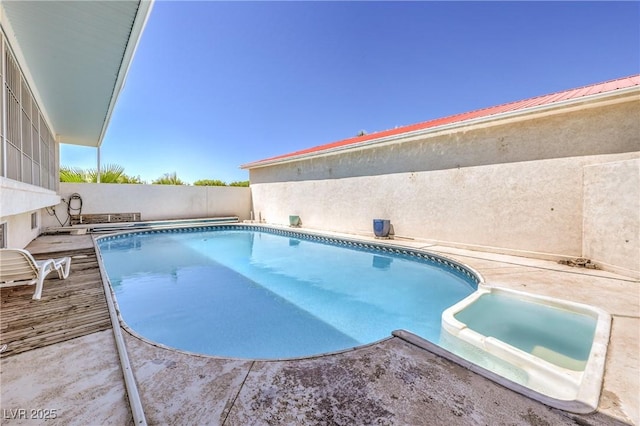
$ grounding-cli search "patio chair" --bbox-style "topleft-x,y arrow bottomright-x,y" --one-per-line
0,248 -> 71,300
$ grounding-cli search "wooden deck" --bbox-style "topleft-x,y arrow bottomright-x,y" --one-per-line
0,247 -> 112,357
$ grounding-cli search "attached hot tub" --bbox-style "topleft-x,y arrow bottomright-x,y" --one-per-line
440,287 -> 611,413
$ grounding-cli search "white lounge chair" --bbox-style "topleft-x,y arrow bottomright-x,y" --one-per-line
0,248 -> 71,300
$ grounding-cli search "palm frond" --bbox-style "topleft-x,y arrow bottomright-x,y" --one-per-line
59,166 -> 88,183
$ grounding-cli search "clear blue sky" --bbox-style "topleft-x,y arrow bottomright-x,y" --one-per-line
60,1 -> 640,184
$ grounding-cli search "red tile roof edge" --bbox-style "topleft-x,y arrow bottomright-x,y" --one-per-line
242,74 -> 640,169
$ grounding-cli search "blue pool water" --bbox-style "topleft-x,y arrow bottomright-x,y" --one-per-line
453,293 -> 597,370
98,227 -> 477,359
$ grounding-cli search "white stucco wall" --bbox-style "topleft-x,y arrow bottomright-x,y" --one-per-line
41,183 -> 252,228
0,177 -> 61,217
250,152 -> 638,260
0,177 -> 61,248
1,210 -> 41,249
583,158 -> 640,277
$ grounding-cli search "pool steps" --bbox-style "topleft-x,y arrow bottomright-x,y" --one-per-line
439,286 -> 611,413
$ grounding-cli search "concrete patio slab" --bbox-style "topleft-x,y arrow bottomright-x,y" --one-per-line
600,315 -> 640,424
225,337 -> 584,426
123,331 -> 253,425
0,330 -> 131,425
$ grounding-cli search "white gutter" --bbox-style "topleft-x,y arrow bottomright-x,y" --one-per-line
96,0 -> 154,148
243,85 -> 639,170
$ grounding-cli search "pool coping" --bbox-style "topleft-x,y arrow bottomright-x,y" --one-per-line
93,237 -> 147,425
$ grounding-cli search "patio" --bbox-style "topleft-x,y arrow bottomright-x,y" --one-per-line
0,231 -> 637,425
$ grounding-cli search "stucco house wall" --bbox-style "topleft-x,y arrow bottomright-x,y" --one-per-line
583,158 -> 640,277
250,99 -> 637,183
0,178 -> 61,248
248,97 -> 640,277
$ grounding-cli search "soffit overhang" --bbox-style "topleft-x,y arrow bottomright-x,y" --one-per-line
1,0 -> 153,147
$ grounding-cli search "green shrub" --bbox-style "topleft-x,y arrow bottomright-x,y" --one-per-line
193,179 -> 227,186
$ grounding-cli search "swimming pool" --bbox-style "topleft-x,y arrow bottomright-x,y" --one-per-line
97,225 -> 479,359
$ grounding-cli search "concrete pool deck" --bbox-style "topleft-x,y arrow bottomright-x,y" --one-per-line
0,231 -> 638,425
